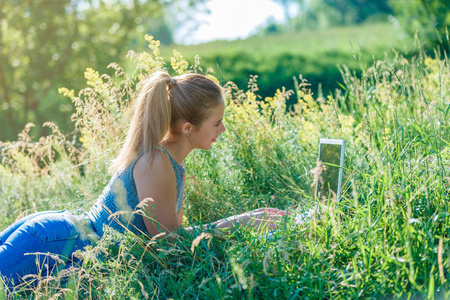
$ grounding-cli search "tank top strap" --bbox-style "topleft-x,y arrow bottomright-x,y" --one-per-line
159,146 -> 184,169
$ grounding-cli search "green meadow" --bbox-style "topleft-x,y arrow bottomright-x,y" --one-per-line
1,30 -> 450,299
160,22 -> 414,98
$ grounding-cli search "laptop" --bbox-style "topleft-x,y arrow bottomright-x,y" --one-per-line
264,139 -> 346,236
315,138 -> 345,203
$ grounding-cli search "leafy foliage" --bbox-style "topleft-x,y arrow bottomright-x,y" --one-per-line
268,0 -> 393,31
321,0 -> 393,24
1,36 -> 450,299
0,0 -> 198,141
389,0 -> 450,50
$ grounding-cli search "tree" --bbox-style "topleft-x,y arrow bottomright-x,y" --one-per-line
0,0 -> 82,137
272,0 -> 295,23
389,0 -> 450,50
268,0 -> 393,31
270,0 -> 314,31
351,0 -> 393,24
322,0 -> 392,24
0,0 -> 201,141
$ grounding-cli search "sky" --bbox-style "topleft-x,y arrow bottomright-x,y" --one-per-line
173,0 -> 288,45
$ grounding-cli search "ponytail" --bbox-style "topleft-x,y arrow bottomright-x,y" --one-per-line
111,72 -> 172,172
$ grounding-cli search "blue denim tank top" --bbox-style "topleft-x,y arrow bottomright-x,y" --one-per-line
87,147 -> 185,237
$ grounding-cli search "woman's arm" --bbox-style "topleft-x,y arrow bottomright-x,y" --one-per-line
213,208 -> 287,230
184,207 -> 288,234
134,151 -> 179,236
177,165 -> 186,227
177,206 -> 183,226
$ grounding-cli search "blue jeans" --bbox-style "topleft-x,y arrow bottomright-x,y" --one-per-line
0,210 -> 99,288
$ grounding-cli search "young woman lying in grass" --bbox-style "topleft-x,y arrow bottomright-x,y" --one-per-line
0,71 -> 287,288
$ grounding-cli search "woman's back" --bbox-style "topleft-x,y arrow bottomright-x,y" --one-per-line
88,147 -> 185,237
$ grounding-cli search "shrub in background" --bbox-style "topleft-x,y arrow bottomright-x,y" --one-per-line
390,0 -> 450,50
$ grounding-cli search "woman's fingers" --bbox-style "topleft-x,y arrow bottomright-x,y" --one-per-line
253,207 -> 288,216
234,208 -> 291,231
267,208 -> 287,216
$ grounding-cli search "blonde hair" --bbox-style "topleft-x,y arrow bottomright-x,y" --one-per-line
111,71 -> 224,173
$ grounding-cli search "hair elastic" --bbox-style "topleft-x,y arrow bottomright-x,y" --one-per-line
168,77 -> 176,88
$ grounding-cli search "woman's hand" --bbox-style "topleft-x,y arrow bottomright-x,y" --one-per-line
214,207 -> 288,232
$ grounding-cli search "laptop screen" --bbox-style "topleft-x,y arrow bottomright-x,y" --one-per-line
316,139 -> 345,202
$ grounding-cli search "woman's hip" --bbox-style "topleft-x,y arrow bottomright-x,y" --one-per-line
0,209 -> 99,286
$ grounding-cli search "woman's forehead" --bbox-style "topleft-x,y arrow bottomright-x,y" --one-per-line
210,104 -> 225,118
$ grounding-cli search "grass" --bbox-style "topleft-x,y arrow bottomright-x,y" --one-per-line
1,35 -> 449,299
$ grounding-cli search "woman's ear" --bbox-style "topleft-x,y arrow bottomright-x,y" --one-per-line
180,121 -> 193,137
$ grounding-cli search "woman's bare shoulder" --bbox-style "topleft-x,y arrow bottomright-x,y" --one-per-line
133,150 -> 177,198
133,150 -> 176,179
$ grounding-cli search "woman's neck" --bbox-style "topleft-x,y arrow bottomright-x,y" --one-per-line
160,138 -> 192,165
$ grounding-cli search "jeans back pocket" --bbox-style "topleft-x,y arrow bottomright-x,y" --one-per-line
29,210 -> 80,243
